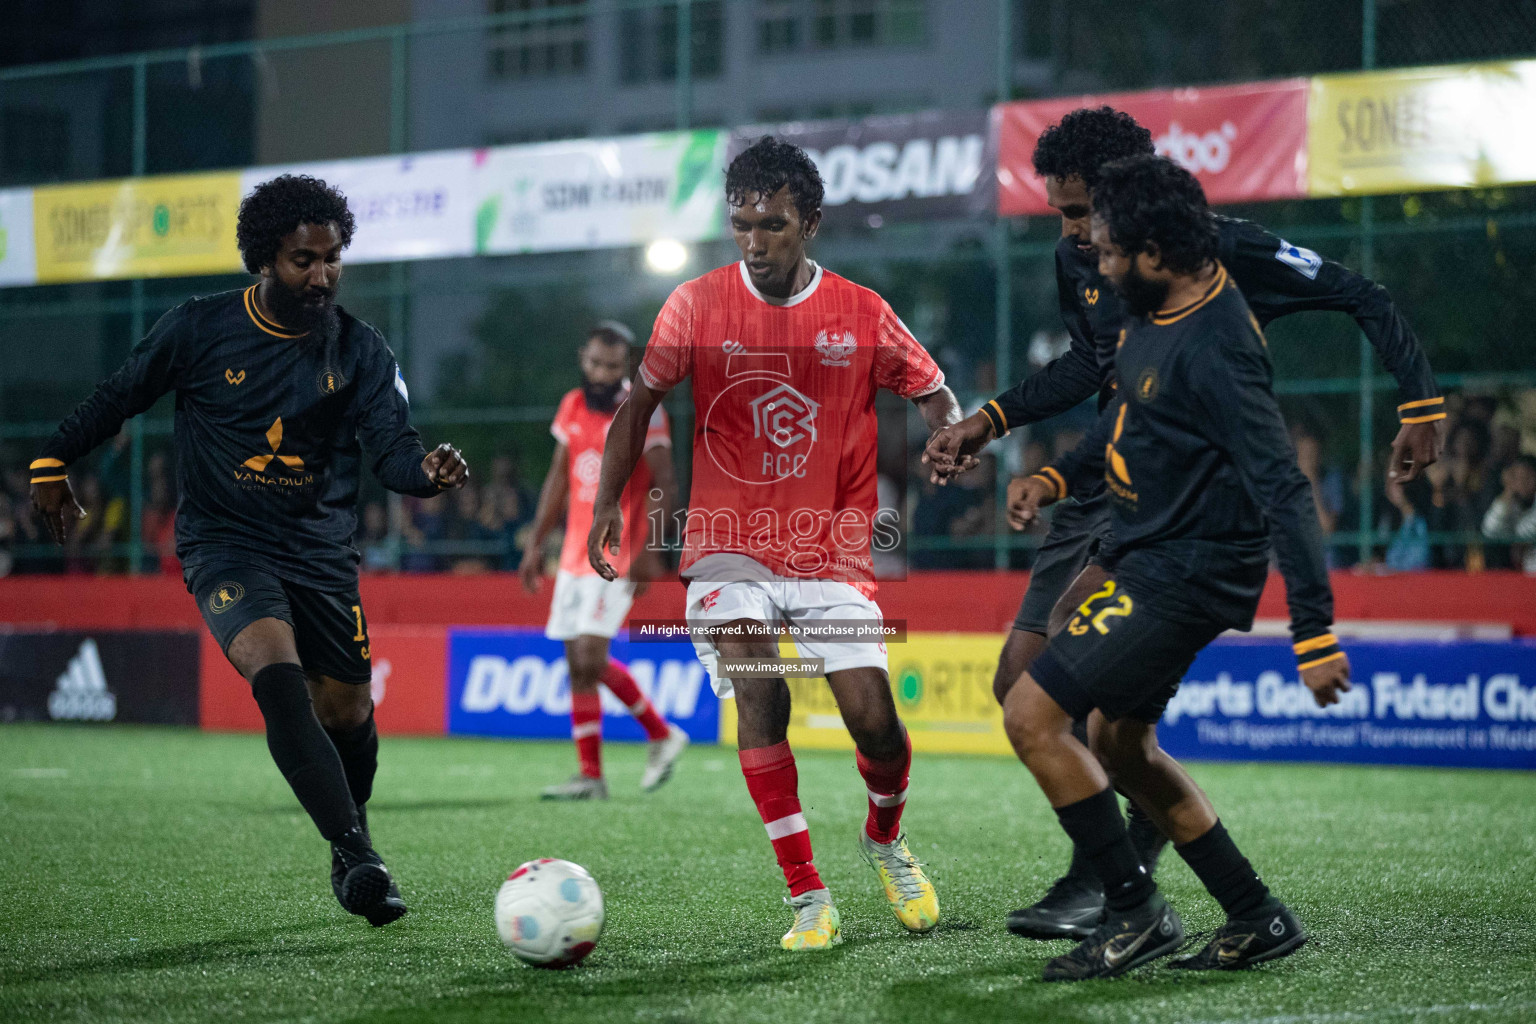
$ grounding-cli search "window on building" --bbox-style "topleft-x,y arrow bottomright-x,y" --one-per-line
1,106 -> 71,182
759,0 -> 924,53
619,1 -> 725,84
487,0 -> 589,81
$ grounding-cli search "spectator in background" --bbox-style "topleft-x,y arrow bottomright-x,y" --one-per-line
141,451 -> 179,576
400,494 -> 446,572
1292,427 -> 1342,539
481,455 -> 533,571
1482,454 -> 1536,573
359,502 -> 393,572
1382,475 -> 1432,571
0,490 -> 14,577
444,480 -> 498,574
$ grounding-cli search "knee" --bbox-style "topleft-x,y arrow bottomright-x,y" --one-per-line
312,685 -> 372,731
846,708 -> 903,761
993,631 -> 1044,707
1089,728 -> 1144,782
1002,682 -> 1061,761
567,653 -> 604,689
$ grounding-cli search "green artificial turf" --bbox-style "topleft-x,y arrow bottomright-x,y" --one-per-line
1,724 -> 1533,1024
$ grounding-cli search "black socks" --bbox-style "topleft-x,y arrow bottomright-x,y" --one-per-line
325,708 -> 379,812
1175,819 -> 1276,920
251,663 -> 359,841
1054,787 -> 1157,912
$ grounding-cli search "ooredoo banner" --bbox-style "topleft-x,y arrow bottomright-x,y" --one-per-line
730,110 -> 993,227
0,631 -> 200,725
472,130 -> 726,255
241,150 -> 479,264
996,79 -> 1310,216
447,628 -> 718,743
1161,638 -> 1536,769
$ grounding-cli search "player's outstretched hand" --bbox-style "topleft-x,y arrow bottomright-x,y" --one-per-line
30,477 -> 87,545
921,413 -> 991,485
1387,418 -> 1445,482
587,502 -> 623,581
1302,652 -> 1352,708
1007,475 -> 1057,531
423,443 -> 469,489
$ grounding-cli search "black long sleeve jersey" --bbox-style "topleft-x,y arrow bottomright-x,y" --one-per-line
32,286 -> 441,589
982,217 -> 1444,499
1032,265 -> 1334,647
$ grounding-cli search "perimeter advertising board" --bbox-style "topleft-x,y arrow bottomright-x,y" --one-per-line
473,130 -> 727,255
730,110 -> 992,227
996,79 -> 1310,215
0,631 -> 200,725
0,188 -> 37,286
447,628 -> 718,743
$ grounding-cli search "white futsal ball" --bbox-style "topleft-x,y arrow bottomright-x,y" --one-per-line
494,858 -> 605,967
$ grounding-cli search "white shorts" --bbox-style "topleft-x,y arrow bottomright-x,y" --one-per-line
684,554 -> 889,699
545,570 -> 636,641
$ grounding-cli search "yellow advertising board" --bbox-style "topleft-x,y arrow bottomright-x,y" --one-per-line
718,632 -> 1013,756
32,172 -> 244,283
1308,61 -> 1536,195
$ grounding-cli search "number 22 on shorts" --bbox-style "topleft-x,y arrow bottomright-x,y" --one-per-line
1066,580 -> 1134,636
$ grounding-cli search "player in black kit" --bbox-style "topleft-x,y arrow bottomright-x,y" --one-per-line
29,174 -> 468,927
924,107 -> 1444,938
1002,155 -> 1351,980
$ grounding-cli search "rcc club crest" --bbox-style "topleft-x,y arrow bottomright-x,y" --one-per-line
814,329 -> 856,366
749,384 -> 819,448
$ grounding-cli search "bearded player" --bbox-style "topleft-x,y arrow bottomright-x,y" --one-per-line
520,321 -> 688,800
588,137 -> 964,950
925,106 -> 1444,940
29,175 -> 467,926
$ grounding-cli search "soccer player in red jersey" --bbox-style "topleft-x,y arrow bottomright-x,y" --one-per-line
521,322 -> 687,800
587,137 -> 968,950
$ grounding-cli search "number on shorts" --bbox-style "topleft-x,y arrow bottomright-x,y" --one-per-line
351,604 -> 366,642
1066,580 -> 1134,636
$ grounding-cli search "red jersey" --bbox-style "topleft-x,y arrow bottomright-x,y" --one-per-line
552,386 -> 671,577
639,261 -> 943,586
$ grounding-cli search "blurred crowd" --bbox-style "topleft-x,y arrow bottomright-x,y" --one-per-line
3,389 -> 1534,578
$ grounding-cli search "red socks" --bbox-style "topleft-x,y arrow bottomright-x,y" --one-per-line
601,659 -> 670,741
571,690 -> 603,779
739,742 -> 823,896
857,731 -> 911,844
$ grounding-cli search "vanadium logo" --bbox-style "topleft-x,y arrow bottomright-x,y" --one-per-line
49,638 -> 117,721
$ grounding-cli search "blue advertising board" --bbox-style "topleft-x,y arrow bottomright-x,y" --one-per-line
1162,638 -> 1536,769
447,628 -> 718,743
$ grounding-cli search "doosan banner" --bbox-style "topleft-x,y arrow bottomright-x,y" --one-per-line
731,110 -> 992,227
996,79 -> 1310,215
1160,638 -> 1536,770
448,628 -> 719,743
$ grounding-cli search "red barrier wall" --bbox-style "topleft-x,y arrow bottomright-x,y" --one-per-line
198,626 -> 447,735
4,570 -> 1535,633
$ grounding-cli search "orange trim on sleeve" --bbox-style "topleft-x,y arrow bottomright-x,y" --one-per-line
31,458 -> 66,469
1396,397 -> 1444,412
1039,466 -> 1067,500
1400,412 -> 1447,424
1293,633 -> 1340,655
30,474 -> 68,483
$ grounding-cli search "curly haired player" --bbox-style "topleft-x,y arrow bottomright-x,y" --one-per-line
925,106 -> 1443,940
30,174 -> 468,927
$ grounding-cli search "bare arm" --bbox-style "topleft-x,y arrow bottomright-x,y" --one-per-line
588,380 -> 666,580
519,442 -> 570,592
912,385 -> 965,433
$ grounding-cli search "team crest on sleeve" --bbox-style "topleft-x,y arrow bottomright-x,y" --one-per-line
813,329 -> 856,366
208,582 -> 245,615
1274,240 -> 1322,280
394,364 -> 409,401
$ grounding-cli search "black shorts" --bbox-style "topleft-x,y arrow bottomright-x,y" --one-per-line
190,564 -> 372,684
1029,575 -> 1223,723
1012,492 -> 1112,635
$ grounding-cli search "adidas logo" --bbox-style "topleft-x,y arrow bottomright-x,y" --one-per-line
48,639 -> 117,721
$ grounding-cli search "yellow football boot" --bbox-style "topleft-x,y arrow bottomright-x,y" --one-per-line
781,889 -> 843,951
859,830 -> 939,933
